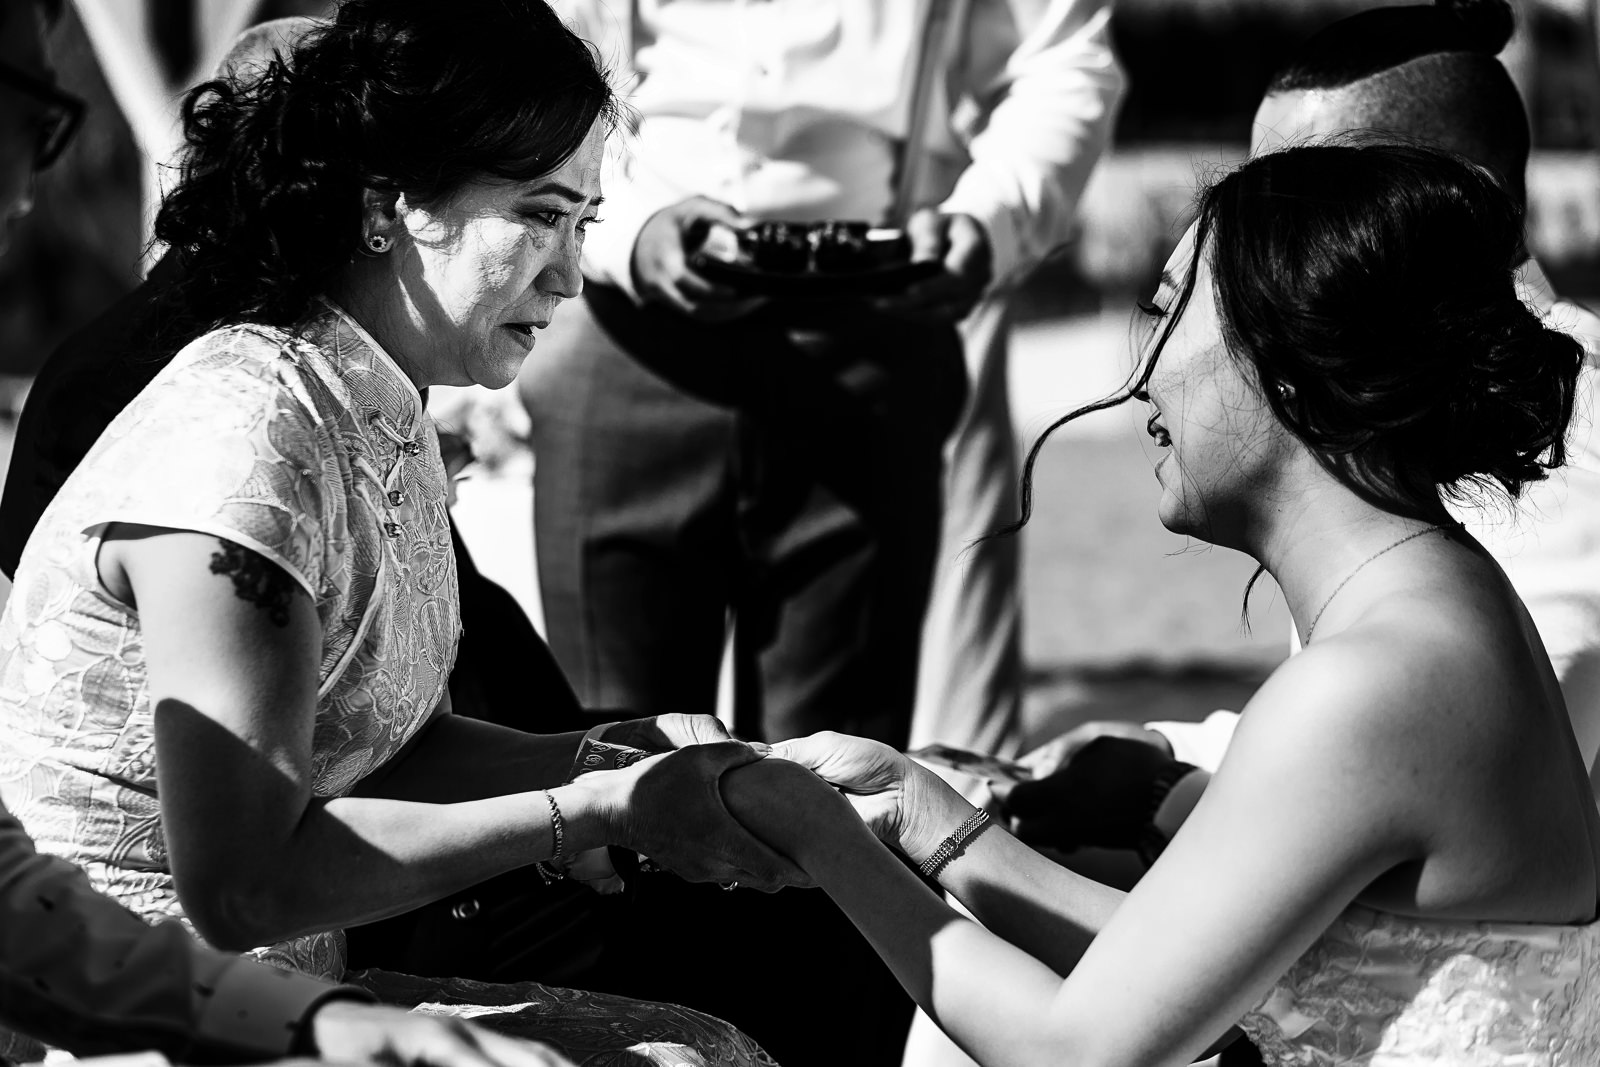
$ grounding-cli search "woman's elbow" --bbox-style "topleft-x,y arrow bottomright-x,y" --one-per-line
173,867 -> 303,952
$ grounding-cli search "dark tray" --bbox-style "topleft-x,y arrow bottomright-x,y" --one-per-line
688,252 -> 942,298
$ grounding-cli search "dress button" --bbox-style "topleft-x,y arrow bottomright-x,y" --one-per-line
383,522 -> 402,539
388,489 -> 405,507
402,441 -> 421,456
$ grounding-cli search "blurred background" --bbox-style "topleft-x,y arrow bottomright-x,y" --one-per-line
6,0 -> 1599,739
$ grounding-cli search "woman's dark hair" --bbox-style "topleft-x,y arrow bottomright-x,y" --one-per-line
1011,141 -> 1583,540
149,0 -> 618,352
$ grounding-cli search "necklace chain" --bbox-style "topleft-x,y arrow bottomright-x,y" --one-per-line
1304,525 -> 1448,644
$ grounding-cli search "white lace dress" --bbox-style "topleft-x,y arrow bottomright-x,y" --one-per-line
1238,903 -> 1600,1065
0,302 -> 776,1066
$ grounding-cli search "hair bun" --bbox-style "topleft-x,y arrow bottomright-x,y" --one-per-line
1437,0 -> 1515,55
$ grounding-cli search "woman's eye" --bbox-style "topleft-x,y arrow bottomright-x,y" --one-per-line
1137,297 -> 1166,319
577,216 -> 603,235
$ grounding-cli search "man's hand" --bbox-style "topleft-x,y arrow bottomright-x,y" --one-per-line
631,196 -> 768,321
1002,736 -> 1196,856
873,209 -> 992,322
309,1000 -> 575,1066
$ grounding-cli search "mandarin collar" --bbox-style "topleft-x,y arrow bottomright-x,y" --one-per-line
312,296 -> 427,426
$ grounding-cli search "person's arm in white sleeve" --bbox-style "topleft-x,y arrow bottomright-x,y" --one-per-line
939,0 -> 1125,289
1145,710 -> 1241,773
0,796 -> 364,1062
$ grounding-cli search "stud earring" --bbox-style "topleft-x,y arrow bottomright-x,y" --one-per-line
365,233 -> 392,254
1275,380 -> 1296,402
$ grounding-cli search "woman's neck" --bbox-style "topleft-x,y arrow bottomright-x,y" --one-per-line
1243,480 -> 1448,646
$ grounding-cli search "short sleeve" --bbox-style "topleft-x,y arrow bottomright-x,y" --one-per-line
77,326 -> 345,602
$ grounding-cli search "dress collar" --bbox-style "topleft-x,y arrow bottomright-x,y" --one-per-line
311,296 -> 427,425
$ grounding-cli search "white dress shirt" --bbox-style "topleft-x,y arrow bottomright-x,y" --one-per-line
553,0 -> 1123,299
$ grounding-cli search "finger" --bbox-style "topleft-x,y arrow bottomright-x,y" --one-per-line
419,1023 -> 502,1067
695,738 -> 770,774
904,208 -> 947,263
686,196 -> 754,230
944,215 -> 991,280
680,714 -> 735,744
768,731 -> 845,770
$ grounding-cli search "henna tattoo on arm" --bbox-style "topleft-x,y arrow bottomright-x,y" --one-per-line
208,539 -> 297,628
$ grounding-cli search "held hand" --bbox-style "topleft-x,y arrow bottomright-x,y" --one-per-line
631,196 -> 768,321
586,741 -> 812,891
872,209 -> 992,322
771,731 -> 944,861
310,1000 -> 576,1067
718,756 -> 860,870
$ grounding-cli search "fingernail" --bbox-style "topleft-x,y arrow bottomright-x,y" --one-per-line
747,741 -> 773,756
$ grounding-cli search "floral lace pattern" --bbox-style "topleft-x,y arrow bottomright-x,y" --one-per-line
1238,903 -> 1600,1065
0,303 -> 458,980
353,970 -> 780,1066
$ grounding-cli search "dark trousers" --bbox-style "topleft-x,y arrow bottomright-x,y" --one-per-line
522,283 -> 966,746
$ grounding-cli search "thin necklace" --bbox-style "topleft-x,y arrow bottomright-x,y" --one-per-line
1303,525 -> 1448,644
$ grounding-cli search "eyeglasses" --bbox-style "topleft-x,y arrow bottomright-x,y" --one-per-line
0,60 -> 84,170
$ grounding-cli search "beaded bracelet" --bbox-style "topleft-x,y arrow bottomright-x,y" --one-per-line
917,808 -> 992,880
534,790 -> 567,886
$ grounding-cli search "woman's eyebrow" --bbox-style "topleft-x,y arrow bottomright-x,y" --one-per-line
521,181 -> 603,207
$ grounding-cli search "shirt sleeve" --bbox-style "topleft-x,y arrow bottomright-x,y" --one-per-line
1145,710 -> 1241,773
939,0 -> 1125,289
78,327 -> 341,603
0,798 -> 371,1063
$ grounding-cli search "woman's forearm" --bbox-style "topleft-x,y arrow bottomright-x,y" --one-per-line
808,820 -> 1103,1067
350,712 -> 588,802
181,781 -> 608,951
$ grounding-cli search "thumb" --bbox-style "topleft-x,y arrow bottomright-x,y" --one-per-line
698,739 -> 767,775
688,197 -> 752,230
768,733 -> 834,771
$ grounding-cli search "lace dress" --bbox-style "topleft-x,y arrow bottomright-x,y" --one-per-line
1238,902 -> 1600,1065
0,302 -> 776,1066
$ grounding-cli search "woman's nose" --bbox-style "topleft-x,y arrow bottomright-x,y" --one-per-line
537,236 -> 584,300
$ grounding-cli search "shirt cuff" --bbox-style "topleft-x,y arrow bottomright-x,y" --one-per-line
193,958 -> 371,1061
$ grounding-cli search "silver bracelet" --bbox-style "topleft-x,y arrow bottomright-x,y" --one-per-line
534,790 -> 568,885
917,808 -> 991,880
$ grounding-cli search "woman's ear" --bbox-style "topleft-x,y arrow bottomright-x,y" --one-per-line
359,188 -> 402,253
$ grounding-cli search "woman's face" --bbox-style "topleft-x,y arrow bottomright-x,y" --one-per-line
375,119 -> 606,390
1138,223 -> 1288,544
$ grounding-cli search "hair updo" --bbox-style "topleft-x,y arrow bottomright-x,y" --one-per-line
1199,140 -> 1579,520
1010,141 -> 1583,535
150,0 -> 618,350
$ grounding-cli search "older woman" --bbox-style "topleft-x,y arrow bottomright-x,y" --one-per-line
0,2 -> 789,1062
723,143 -> 1600,1065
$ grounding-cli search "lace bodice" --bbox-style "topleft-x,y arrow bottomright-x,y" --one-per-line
1238,903 -> 1600,1065
0,302 -> 458,980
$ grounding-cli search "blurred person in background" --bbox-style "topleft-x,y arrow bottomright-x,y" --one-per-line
1003,0 -> 1600,880
0,2 -> 808,1063
731,139 -> 1600,1067
522,0 -> 1122,753
0,3 -> 578,1065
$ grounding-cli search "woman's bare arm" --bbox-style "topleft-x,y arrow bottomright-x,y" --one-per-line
107,526 -> 790,950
